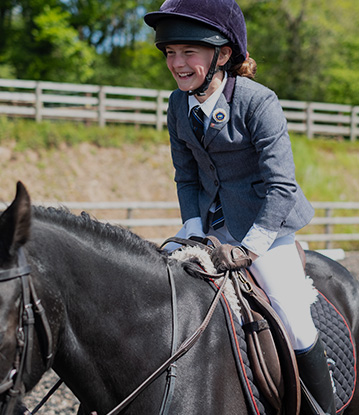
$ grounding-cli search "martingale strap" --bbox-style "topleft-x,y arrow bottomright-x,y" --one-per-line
159,265 -> 178,415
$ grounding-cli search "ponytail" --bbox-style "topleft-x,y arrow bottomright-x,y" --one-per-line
230,57 -> 257,79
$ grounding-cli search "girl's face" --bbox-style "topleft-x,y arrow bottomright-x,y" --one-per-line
165,44 -> 231,101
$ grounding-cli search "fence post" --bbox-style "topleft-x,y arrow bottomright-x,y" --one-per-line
156,91 -> 163,131
126,207 -> 133,230
306,102 -> 314,139
351,106 -> 358,142
98,86 -> 105,127
35,81 -> 42,122
325,208 -> 333,249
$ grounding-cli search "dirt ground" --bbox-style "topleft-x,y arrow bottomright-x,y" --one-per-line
0,141 -> 177,203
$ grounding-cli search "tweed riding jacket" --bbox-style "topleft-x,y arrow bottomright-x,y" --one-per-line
167,75 -> 314,242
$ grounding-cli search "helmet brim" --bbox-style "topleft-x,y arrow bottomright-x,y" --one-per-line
153,16 -> 228,51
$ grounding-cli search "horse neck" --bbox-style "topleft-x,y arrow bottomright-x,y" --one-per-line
28,217 -> 173,345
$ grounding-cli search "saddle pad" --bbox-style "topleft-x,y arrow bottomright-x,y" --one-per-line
312,290 -> 356,413
212,282 -> 356,415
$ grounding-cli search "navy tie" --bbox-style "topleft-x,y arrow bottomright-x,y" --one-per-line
190,105 -> 205,144
211,197 -> 224,230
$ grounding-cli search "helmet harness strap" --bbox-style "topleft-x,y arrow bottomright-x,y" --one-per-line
188,46 -> 221,97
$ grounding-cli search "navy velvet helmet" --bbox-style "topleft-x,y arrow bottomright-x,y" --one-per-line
144,0 -> 247,95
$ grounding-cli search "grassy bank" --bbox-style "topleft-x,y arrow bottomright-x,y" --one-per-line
1,117 -> 359,202
0,116 -> 170,150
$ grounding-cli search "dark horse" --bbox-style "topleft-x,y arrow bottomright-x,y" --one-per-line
1,182 -> 359,415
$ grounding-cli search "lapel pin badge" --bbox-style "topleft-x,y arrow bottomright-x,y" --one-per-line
213,108 -> 227,123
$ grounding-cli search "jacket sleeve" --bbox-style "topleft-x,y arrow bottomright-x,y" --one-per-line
167,93 -> 201,222
246,89 -> 299,233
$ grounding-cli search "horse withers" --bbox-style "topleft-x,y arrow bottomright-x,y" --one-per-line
0,181 -> 359,415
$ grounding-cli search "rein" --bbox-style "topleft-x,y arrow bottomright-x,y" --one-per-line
0,248 -> 53,415
106,263 -> 228,415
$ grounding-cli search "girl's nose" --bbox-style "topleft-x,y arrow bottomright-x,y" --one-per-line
172,53 -> 185,68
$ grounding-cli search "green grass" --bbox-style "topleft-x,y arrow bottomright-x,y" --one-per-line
0,116 -> 170,151
291,134 -> 359,202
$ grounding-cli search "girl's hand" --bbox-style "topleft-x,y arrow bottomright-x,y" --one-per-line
210,245 -> 252,272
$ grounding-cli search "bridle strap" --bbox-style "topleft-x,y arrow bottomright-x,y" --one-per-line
0,265 -> 31,282
28,277 -> 53,365
0,248 -> 53,415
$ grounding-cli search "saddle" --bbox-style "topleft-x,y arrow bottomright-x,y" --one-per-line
232,267 -> 300,415
165,236 -> 302,415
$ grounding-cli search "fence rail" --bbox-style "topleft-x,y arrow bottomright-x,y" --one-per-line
1,78 -> 358,139
1,200 -> 359,248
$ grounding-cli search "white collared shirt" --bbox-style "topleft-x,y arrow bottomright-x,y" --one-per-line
188,72 -> 228,133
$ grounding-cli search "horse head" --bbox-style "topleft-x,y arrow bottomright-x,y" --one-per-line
0,182 -> 40,414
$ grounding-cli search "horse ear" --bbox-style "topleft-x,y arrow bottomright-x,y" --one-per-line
0,181 -> 32,259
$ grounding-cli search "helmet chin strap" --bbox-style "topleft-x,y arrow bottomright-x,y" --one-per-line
188,46 -> 221,97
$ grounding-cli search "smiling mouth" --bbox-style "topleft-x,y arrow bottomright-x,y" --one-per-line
177,72 -> 194,78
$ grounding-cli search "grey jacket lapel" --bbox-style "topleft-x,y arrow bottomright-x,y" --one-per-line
204,95 -> 231,148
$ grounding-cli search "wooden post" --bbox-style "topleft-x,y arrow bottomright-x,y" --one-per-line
306,102 -> 313,139
98,86 -> 105,127
325,208 -> 332,249
35,82 -> 42,122
350,106 -> 358,142
135,96 -> 140,130
126,207 -> 133,230
156,91 -> 163,131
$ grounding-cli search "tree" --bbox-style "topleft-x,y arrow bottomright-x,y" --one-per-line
61,0 -> 163,51
240,0 -> 359,105
5,0 -> 95,82
0,0 -> 358,105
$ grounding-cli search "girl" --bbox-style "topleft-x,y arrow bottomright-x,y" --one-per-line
145,1 -> 335,413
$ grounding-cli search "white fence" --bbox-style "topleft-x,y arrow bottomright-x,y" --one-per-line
0,78 -> 171,131
0,78 -> 359,139
1,200 -> 358,248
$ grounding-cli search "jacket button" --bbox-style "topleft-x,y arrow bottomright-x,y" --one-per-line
214,180 -> 219,186
210,164 -> 215,170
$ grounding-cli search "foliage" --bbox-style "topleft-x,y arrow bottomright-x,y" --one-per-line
240,0 -> 359,104
0,0 -> 358,103
3,1 -> 96,82
89,41 -> 176,89
31,6 -> 96,82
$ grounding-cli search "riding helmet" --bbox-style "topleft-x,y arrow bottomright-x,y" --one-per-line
144,0 -> 247,64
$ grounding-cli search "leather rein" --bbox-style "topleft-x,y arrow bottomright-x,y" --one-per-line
105,237 -> 227,415
0,248 -> 53,415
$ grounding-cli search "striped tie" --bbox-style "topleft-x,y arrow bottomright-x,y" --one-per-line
211,197 -> 224,230
190,105 -> 205,144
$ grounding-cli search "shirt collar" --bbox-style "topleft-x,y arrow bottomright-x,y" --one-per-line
188,72 -> 228,119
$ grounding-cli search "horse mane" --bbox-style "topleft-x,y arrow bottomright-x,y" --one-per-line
31,205 -> 165,256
